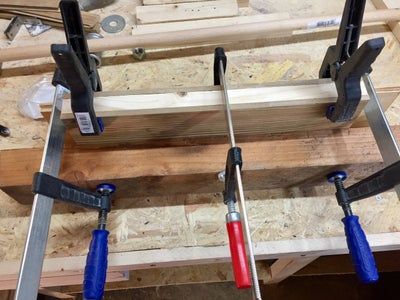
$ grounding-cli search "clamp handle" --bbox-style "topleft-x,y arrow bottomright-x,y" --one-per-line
342,215 -> 378,283
83,229 -> 109,300
213,47 -> 227,85
226,219 -> 251,289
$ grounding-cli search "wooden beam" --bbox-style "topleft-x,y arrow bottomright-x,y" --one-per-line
1,233 -> 399,289
57,80 -> 397,147
371,0 -> 400,42
132,13 -> 292,38
136,0 -> 239,24
1,9 -> 399,62
142,0 -> 249,8
267,257 -> 319,284
2,126 -> 397,204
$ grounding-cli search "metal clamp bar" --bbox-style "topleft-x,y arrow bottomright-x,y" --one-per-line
362,74 -> 400,198
15,86 -> 68,300
219,60 -> 262,300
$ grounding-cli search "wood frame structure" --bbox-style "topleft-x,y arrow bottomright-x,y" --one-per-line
1,0 -> 400,297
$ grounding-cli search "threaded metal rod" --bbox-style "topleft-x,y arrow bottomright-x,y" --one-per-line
219,60 -> 262,300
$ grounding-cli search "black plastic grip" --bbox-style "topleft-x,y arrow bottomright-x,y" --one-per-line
214,47 -> 227,86
223,147 -> 243,204
51,44 -> 101,135
346,160 -> 400,202
32,172 -> 110,211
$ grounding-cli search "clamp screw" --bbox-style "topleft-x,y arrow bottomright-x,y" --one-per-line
218,170 -> 226,182
96,183 -> 116,195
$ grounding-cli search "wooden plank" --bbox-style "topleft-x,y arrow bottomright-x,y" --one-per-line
136,0 -> 239,24
0,0 -> 59,10
142,0 -> 248,8
0,271 -> 128,290
133,13 -> 292,38
2,127 -> 399,204
1,233 -> 400,286
58,80 -> 393,147
371,0 -> 400,42
38,289 -> 75,299
267,257 -> 319,284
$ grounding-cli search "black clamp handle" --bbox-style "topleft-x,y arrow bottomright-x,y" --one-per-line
213,47 -> 227,85
223,147 -> 243,204
51,0 -> 103,136
319,0 -> 385,122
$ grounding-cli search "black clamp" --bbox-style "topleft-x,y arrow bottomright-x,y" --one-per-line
214,47 -> 227,85
51,0 -> 103,136
319,0 -> 385,122
32,172 -> 112,212
223,147 -> 243,204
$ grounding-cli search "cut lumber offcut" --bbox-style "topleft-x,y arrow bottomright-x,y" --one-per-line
2,126 -> 400,204
0,0 -> 59,10
55,80 -> 400,147
0,9 -> 100,31
132,13 -> 292,38
136,0 -> 239,24
371,0 -> 400,42
143,0 -> 248,8
1,9 -> 399,62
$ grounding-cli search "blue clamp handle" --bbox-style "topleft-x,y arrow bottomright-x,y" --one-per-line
83,229 -> 109,300
342,215 -> 378,284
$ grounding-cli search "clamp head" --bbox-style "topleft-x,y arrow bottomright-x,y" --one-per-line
96,183 -> 116,195
327,171 -> 348,183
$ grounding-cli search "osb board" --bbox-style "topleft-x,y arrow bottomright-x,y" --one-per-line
0,0 -> 400,260
0,189 -> 399,261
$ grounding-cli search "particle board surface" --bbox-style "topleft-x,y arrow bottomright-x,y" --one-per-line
136,0 -> 239,24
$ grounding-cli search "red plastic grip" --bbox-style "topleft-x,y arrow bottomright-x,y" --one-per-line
226,221 -> 251,289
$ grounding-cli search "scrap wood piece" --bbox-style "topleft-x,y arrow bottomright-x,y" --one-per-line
0,9 -> 100,31
56,80 -> 376,147
2,126 -> 399,204
136,0 -> 239,24
0,0 -> 59,10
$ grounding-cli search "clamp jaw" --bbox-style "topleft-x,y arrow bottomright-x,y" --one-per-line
320,0 -> 385,122
51,0 -> 103,136
327,160 -> 400,283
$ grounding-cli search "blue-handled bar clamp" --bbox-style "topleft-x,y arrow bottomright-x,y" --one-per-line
327,160 -> 400,283
33,173 -> 116,299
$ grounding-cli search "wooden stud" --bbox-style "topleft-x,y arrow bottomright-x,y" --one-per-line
267,257 -> 319,284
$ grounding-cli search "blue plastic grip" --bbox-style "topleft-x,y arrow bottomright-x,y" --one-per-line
83,229 -> 109,300
342,215 -> 379,284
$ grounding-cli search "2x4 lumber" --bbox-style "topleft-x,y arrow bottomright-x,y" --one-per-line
1,233 -> 400,286
371,0 -> 400,42
59,80 -> 379,147
1,126 -> 399,204
136,0 -> 239,24
132,13 -> 291,38
1,9 -> 399,62
38,289 -> 75,300
267,257 -> 319,284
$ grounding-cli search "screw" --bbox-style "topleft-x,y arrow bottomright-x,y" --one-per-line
218,170 -> 225,182
133,48 -> 146,60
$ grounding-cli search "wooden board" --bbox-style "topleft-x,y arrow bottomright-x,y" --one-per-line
136,0 -> 239,24
55,80 -> 400,148
132,13 -> 292,38
142,0 -> 249,8
0,0 -> 59,10
2,127 -> 399,205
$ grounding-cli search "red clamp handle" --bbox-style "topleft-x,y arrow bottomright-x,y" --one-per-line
226,221 -> 251,289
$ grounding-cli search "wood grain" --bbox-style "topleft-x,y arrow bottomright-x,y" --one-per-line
136,0 -> 239,24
